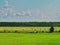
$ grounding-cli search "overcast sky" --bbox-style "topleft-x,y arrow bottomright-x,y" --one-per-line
0,0 -> 60,22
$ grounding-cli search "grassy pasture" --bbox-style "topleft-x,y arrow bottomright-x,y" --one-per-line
0,33 -> 60,45
0,27 -> 60,32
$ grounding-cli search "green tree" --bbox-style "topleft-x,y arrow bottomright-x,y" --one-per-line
50,26 -> 54,33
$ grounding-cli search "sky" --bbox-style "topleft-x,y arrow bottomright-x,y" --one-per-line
0,0 -> 60,22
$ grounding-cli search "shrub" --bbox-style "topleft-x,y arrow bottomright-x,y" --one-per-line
42,31 -> 44,33
35,31 -> 38,33
14,30 -> 18,33
58,30 -> 60,32
29,31 -> 34,33
4,30 -> 6,33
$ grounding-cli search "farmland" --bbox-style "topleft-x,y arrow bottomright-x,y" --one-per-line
0,22 -> 60,45
0,33 -> 60,45
0,27 -> 60,33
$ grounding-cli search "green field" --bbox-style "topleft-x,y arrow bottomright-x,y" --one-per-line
0,33 -> 60,45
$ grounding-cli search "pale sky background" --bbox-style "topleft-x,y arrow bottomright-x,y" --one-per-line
0,0 -> 60,22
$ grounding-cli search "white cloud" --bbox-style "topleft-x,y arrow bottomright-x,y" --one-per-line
22,11 -> 26,15
27,10 -> 31,15
17,12 -> 21,15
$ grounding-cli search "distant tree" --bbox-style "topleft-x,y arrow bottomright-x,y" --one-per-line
50,26 -> 54,33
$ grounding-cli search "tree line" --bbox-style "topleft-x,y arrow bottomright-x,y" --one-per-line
0,22 -> 60,27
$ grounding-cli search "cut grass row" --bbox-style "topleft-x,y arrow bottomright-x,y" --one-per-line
0,27 -> 60,33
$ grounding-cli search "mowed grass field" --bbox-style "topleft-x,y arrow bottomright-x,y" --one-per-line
0,33 -> 60,45
0,27 -> 60,32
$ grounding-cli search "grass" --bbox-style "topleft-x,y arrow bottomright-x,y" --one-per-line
0,33 -> 60,45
